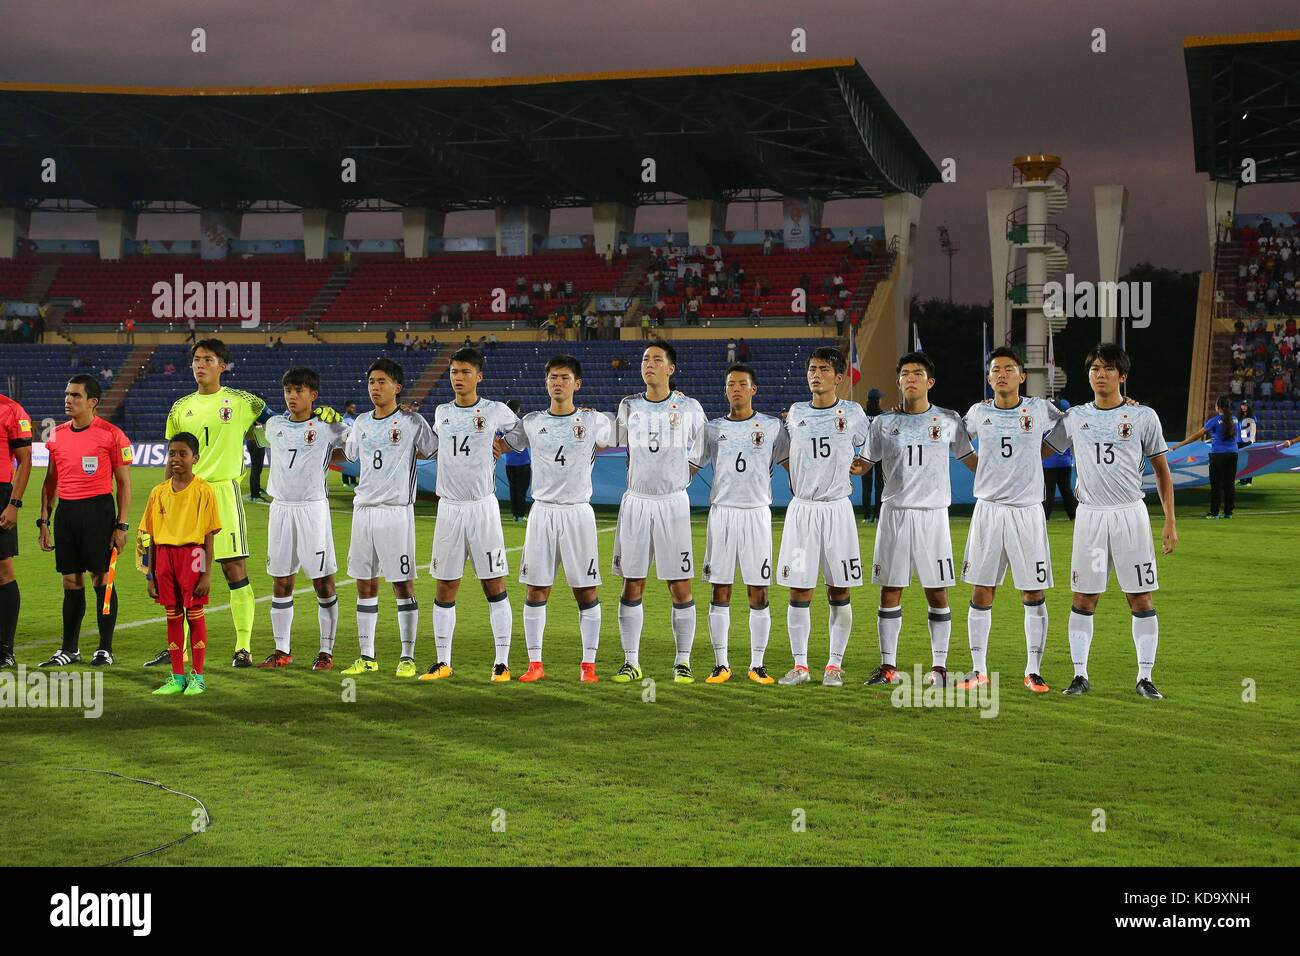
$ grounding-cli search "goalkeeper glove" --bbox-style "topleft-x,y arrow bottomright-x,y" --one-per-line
314,405 -> 343,424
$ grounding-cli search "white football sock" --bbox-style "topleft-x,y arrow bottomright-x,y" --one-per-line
1068,607 -> 1094,678
433,600 -> 456,666
708,603 -> 730,668
396,598 -> 418,659
1023,599 -> 1048,676
967,603 -> 992,673
787,601 -> 811,668
578,600 -> 601,664
270,597 -> 294,655
749,604 -> 771,669
827,600 -> 852,669
523,600 -> 547,663
672,601 -> 696,666
488,593 -> 512,667
356,596 -> 379,659
928,605 -> 952,668
877,606 -> 902,666
618,599 -> 642,667
1132,609 -> 1158,682
317,596 -> 338,655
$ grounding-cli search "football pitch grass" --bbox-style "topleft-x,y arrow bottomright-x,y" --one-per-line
3,467 -> 1298,866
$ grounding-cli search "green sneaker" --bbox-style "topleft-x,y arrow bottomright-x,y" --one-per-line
395,657 -> 418,678
152,674 -> 187,696
611,662 -> 643,684
341,656 -> 378,676
183,673 -> 206,696
673,662 -> 695,684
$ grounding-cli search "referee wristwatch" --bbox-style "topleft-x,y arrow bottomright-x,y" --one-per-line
35,518 -> 48,529
6,498 -> 20,508
115,521 -> 130,532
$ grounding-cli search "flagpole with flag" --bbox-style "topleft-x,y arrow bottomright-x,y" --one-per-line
913,323 -> 922,352
849,327 -> 862,390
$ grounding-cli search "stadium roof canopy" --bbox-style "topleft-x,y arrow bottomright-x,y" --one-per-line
0,59 -> 939,214
1185,29 -> 1300,184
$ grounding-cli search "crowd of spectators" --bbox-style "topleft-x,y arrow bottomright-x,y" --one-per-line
1228,317 -> 1300,402
1230,218 -> 1300,316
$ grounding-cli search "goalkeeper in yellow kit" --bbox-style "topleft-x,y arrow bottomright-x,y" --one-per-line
142,338 -> 341,668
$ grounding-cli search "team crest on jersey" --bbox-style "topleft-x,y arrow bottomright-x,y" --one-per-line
834,416 -> 847,433
668,412 -> 681,429
1118,422 -> 1133,439
702,563 -> 712,577
781,566 -> 790,580
873,563 -> 882,577
474,413 -> 486,431
389,427 -> 401,444
573,422 -> 586,441
928,424 -> 942,441
751,429 -> 765,447
219,406 -> 233,423
1019,415 -> 1034,432
304,428 -> 317,445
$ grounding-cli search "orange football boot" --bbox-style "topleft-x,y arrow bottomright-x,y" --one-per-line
579,662 -> 599,683
519,662 -> 546,683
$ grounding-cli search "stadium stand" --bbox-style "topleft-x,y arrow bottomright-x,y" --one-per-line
0,344 -> 134,427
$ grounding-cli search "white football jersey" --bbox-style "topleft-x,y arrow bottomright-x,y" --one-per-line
264,415 -> 348,502
615,391 -> 706,496
964,396 -> 1065,506
344,409 -> 436,507
515,408 -> 614,504
865,405 -> 974,509
1050,402 -> 1167,506
690,412 -> 787,507
776,400 -> 870,502
431,398 -> 521,502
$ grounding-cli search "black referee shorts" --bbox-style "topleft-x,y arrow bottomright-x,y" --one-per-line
53,494 -> 116,575
0,482 -> 16,561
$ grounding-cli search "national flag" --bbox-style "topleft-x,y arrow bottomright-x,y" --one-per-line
913,324 -> 922,352
850,331 -> 861,385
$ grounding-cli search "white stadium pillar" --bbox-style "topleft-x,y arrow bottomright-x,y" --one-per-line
302,209 -> 346,261
1094,185 -> 1129,343
495,206 -> 551,255
95,209 -> 138,261
883,191 -> 923,354
1204,180 -> 1238,270
686,199 -> 726,247
402,208 -> 446,259
592,202 -> 636,257
0,208 -> 31,259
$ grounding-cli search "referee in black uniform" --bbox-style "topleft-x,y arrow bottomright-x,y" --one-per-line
36,375 -> 133,666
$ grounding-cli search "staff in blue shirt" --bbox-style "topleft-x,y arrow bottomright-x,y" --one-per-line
1042,398 -> 1077,520
1173,395 -> 1240,518
502,399 -> 531,522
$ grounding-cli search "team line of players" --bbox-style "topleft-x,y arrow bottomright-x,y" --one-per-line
261,338 -> 1176,698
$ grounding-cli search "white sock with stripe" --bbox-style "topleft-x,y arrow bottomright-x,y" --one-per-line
356,596 -> 379,659
967,603 -> 992,673
749,604 -> 771,669
270,597 -> 294,654
1023,599 -> 1048,676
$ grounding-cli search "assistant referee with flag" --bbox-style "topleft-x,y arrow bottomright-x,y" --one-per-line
37,374 -> 133,666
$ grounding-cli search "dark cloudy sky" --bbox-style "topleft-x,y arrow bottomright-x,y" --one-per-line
3,0 -> 1297,301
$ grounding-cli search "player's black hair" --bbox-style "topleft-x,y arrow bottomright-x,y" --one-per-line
1215,394 -> 1235,442
1083,342 -> 1131,377
67,374 -> 101,404
450,347 -> 484,371
367,358 -> 405,387
725,363 -> 758,386
987,346 -> 1024,372
896,351 -> 935,377
644,339 -> 676,366
169,431 -> 200,455
191,338 -> 230,365
545,354 -> 583,379
807,347 -> 846,375
281,367 -> 320,392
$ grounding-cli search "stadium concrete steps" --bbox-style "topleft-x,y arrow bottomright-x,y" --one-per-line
301,262 -> 352,330
97,344 -> 157,420
404,344 -> 458,411
24,260 -> 61,303
615,249 -> 650,299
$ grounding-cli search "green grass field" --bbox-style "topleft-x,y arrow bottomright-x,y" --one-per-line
3,467 -> 1298,866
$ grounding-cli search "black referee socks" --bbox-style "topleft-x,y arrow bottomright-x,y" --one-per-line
61,587 -> 86,655
0,580 -> 17,655
93,584 -> 118,653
